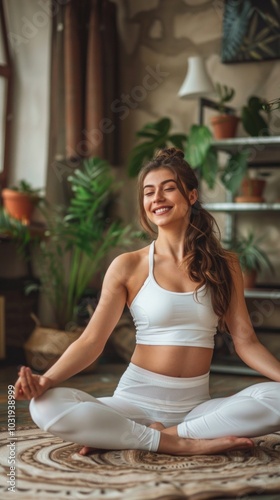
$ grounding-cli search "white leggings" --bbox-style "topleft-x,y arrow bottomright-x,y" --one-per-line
29,363 -> 280,452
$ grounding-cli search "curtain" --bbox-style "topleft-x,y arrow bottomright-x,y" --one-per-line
46,0 -> 119,203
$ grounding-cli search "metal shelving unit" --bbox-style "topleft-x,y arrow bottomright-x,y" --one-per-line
213,136 -> 280,151
204,202 -> 280,212
209,137 -> 280,376
212,136 -> 280,166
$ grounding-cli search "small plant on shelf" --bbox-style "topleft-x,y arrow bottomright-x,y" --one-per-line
210,83 -> 239,139
1,179 -> 43,224
10,180 -> 42,196
226,231 -> 273,289
214,82 -> 235,114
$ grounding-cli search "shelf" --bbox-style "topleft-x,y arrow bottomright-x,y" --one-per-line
204,202 -> 280,212
209,136 -> 280,375
212,136 -> 280,167
244,288 -> 280,300
213,136 -> 280,152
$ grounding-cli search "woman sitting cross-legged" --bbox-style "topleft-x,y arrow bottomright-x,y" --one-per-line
15,148 -> 280,456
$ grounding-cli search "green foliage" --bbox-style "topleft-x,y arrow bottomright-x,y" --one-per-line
241,96 -> 270,136
227,231 -> 273,273
214,83 -> 235,113
1,157 -> 135,330
0,207 -> 31,251
220,150 -> 250,195
184,125 -> 218,189
127,118 -> 251,192
127,118 -> 187,177
38,157 -> 135,329
11,180 -> 42,196
185,125 -> 250,193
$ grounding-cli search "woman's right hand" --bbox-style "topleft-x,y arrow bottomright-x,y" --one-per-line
14,366 -> 53,400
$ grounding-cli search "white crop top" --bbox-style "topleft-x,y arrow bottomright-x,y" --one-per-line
129,241 -> 218,348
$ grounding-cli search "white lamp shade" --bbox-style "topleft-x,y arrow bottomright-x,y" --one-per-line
178,56 -> 214,99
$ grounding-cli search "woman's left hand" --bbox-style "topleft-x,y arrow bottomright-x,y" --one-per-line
14,366 -> 52,400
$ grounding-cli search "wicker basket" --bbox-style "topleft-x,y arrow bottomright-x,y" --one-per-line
24,318 -> 98,373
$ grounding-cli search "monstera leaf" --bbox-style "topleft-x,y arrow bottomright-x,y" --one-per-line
127,118 -> 187,177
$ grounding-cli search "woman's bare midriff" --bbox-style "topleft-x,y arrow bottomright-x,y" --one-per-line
131,344 -> 213,378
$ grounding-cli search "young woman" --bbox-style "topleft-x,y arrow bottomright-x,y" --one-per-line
15,148 -> 280,456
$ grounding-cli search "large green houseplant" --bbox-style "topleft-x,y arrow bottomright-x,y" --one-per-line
127,117 -> 187,178
127,117 -> 249,195
1,157 -> 134,370
34,157 -> 133,330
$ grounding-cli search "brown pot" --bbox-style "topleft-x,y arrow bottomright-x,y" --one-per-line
210,114 -> 239,139
2,189 -> 39,223
235,178 -> 266,203
242,269 -> 257,289
24,324 -> 99,373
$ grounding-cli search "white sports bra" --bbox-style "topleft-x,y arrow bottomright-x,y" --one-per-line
129,241 -> 218,348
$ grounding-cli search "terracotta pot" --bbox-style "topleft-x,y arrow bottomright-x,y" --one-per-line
235,178 -> 266,203
210,114 -> 239,139
242,269 -> 257,289
24,325 -> 99,373
2,189 -> 39,223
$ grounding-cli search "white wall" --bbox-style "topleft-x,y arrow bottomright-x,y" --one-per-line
3,0 -> 51,190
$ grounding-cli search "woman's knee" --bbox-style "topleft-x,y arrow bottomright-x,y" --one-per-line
246,382 -> 280,413
29,387 -> 82,431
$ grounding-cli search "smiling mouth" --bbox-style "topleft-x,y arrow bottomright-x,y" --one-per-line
154,207 -> 172,215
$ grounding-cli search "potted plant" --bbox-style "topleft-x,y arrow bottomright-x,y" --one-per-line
234,174 -> 267,203
1,157 -> 134,371
210,83 -> 239,139
227,231 -> 273,289
2,180 -> 42,224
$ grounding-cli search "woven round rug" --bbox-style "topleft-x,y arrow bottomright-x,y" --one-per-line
1,426 -> 280,499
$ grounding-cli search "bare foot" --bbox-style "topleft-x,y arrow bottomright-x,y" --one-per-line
149,422 -> 166,431
79,446 -> 97,456
158,434 -> 254,456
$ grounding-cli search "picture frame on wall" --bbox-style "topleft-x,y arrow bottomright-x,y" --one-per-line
222,0 -> 280,63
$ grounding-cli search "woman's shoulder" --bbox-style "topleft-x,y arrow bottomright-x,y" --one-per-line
108,244 -> 151,278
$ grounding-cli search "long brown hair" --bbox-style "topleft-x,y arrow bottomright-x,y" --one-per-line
138,147 -> 235,330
